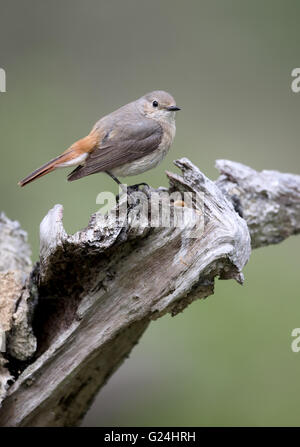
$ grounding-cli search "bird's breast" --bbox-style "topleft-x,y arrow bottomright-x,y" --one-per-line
159,120 -> 176,151
110,121 -> 176,178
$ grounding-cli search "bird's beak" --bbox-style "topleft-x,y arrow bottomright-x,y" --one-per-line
167,105 -> 181,111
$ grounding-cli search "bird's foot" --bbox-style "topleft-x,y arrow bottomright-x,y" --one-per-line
116,183 -> 150,204
126,182 -> 149,194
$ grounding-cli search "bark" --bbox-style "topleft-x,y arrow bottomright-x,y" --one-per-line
0,158 -> 299,426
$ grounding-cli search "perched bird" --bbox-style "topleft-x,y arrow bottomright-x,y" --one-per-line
18,90 -> 180,187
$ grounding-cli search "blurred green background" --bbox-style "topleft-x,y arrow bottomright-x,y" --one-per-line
1,0 -> 300,426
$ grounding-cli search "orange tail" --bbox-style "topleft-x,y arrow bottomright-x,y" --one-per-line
18,154 -> 66,187
18,130 -> 100,187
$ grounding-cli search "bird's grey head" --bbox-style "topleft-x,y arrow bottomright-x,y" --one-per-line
137,90 -> 180,122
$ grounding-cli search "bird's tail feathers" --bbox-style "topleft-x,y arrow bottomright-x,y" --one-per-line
18,129 -> 100,187
18,154 -> 66,187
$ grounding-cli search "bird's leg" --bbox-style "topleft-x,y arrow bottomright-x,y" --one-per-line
106,171 -> 122,185
106,171 -> 151,213
106,171 -> 149,194
106,171 -> 130,205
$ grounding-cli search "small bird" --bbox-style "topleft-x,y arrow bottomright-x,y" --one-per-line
18,91 -> 180,188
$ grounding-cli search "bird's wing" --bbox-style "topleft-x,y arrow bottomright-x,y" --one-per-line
67,115 -> 163,181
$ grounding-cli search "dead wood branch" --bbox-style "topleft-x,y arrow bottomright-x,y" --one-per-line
0,158 -> 299,426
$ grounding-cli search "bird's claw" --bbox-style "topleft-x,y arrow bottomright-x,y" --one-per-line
116,183 -> 150,204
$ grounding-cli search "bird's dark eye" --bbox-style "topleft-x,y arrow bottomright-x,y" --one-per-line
152,100 -> 158,107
